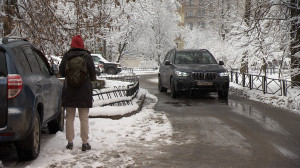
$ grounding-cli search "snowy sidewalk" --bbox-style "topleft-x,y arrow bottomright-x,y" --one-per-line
23,88 -> 173,168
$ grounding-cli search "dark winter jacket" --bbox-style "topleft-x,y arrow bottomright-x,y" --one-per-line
59,48 -> 96,108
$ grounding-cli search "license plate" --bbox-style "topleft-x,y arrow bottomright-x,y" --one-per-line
197,81 -> 213,86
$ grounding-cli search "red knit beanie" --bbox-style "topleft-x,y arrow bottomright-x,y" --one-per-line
71,35 -> 84,49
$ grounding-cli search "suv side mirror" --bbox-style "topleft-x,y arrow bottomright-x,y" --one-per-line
165,60 -> 171,65
219,61 -> 224,65
51,64 -> 59,76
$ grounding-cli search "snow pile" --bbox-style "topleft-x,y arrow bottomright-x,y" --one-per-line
90,88 -> 143,117
230,83 -> 300,114
90,79 -> 139,117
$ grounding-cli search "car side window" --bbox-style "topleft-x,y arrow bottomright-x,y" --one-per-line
0,51 -> 7,76
13,47 -> 32,74
34,49 -> 51,75
23,46 -> 41,74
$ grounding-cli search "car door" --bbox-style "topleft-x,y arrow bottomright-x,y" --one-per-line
34,49 -> 62,118
12,45 -> 40,115
164,51 -> 175,88
160,51 -> 171,87
22,46 -> 53,121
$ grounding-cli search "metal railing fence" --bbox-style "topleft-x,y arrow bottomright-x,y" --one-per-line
230,70 -> 300,97
92,75 -> 140,106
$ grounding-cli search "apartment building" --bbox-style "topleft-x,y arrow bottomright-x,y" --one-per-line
181,0 -> 206,28
175,0 -> 207,49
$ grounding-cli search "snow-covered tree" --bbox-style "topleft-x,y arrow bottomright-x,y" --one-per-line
226,0 -> 299,80
105,0 -> 181,65
1,0 -> 181,66
289,0 -> 300,82
0,0 -> 135,56
181,0 -> 299,81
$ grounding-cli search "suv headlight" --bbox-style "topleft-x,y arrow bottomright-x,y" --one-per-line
219,72 -> 229,77
175,71 -> 189,77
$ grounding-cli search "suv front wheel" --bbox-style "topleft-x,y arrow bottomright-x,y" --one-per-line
15,112 -> 41,161
107,67 -> 116,74
218,89 -> 228,99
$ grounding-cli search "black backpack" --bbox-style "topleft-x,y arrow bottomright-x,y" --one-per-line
65,53 -> 88,87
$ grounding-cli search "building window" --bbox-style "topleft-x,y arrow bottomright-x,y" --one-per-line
189,0 -> 194,5
197,9 -> 205,17
198,0 -> 204,5
197,10 -> 202,17
198,21 -> 205,28
187,10 -> 193,17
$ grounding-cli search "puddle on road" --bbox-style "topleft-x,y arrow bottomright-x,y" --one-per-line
228,100 -> 289,135
163,97 -> 287,136
173,116 -> 252,156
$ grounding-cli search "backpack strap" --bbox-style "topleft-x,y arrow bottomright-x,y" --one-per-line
81,52 -> 90,78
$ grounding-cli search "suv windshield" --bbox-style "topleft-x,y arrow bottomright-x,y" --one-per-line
175,51 -> 217,65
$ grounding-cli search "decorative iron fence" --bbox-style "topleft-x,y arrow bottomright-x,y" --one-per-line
248,67 -> 290,75
230,70 -> 300,97
92,75 -> 140,106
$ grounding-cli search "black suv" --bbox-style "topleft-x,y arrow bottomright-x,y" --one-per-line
158,49 -> 229,99
0,37 -> 64,160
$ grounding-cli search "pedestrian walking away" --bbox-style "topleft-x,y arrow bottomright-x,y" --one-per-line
59,35 -> 96,151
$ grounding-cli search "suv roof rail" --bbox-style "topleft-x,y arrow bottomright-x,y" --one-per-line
2,36 -> 28,44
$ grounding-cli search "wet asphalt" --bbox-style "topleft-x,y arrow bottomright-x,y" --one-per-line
136,73 -> 300,168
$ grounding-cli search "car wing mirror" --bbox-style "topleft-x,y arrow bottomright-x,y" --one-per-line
165,60 -> 171,65
51,64 -> 59,76
219,61 -> 224,65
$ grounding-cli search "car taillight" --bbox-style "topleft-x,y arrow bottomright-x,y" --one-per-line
7,74 -> 23,99
99,64 -> 104,68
